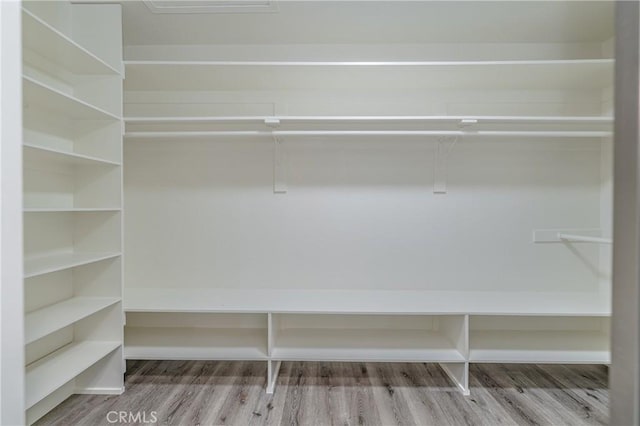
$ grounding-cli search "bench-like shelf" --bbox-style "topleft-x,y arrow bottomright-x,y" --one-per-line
124,327 -> 267,360
469,330 -> 610,364
124,288 -> 611,316
272,328 -> 465,362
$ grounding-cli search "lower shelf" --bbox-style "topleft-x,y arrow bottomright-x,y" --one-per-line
469,330 -> 610,364
26,340 -> 120,409
26,297 -> 120,344
272,328 -> 465,362
124,327 -> 268,360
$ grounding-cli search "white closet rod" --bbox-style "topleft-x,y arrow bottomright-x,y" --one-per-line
124,130 -> 611,138
124,59 -> 614,66
558,233 -> 613,244
124,115 -> 614,124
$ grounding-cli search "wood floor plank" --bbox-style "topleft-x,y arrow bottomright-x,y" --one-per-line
35,361 -> 609,426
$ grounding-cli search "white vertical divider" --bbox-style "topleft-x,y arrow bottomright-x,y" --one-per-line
438,315 -> 469,395
1,1 -> 25,424
612,1 -> 640,423
266,313 -> 281,394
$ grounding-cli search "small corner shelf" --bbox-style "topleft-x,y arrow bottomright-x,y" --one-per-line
25,340 -> 120,409
23,144 -> 121,168
25,252 -> 121,279
26,297 -> 121,344
22,9 -> 121,77
24,208 -> 122,213
23,76 -> 120,121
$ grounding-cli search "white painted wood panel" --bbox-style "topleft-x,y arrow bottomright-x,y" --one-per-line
26,297 -> 120,344
124,327 -> 268,360
124,288 -> 610,316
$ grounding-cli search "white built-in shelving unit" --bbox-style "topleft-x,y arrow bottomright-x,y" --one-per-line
21,1 -> 124,424
119,0 -> 614,398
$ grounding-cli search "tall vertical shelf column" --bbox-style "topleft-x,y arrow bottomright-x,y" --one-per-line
21,2 -> 124,424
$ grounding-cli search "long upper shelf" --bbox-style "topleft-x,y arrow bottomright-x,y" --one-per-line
124,59 -> 614,91
124,115 -> 613,139
22,9 -> 121,76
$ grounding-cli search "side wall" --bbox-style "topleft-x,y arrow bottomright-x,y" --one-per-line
0,1 -> 25,424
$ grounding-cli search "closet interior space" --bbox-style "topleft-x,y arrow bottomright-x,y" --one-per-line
16,0 -> 615,422
121,0 -> 614,397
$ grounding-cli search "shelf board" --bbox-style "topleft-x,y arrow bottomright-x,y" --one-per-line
22,9 -> 121,76
23,76 -> 120,121
124,130 -> 611,140
26,340 -> 120,409
25,252 -> 121,279
24,208 -> 121,213
124,59 -> 613,91
272,328 -> 464,362
124,288 -> 611,316
469,330 -> 610,364
23,144 -> 121,167
124,327 -> 267,360
26,297 -> 120,344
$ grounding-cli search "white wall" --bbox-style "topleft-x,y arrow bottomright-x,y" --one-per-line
0,1 -> 25,424
125,136 -> 603,294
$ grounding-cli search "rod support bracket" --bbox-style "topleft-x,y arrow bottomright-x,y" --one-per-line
273,134 -> 287,194
434,135 -> 459,194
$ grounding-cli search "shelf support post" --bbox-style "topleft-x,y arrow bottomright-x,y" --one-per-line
434,136 -> 459,194
271,129 -> 287,193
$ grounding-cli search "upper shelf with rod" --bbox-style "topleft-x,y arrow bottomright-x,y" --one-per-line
124,59 -> 614,91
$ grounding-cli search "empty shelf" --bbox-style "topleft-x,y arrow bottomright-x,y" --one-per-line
469,330 -> 610,364
25,252 -> 121,278
24,208 -> 121,213
26,340 -> 120,408
124,59 -> 613,91
26,297 -> 120,344
124,327 -> 267,360
272,328 -> 465,362
23,76 -> 120,121
22,9 -> 121,76
23,144 -> 121,168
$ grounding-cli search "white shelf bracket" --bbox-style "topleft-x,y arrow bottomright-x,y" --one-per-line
434,135 -> 459,194
273,133 -> 287,194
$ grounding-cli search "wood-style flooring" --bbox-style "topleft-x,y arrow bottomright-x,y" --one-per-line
37,361 -> 609,426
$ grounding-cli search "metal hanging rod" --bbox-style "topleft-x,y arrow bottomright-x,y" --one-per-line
558,233 -> 613,244
124,130 -> 611,139
124,115 -> 614,124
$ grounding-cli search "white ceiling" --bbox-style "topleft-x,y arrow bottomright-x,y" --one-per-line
122,1 -> 615,46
